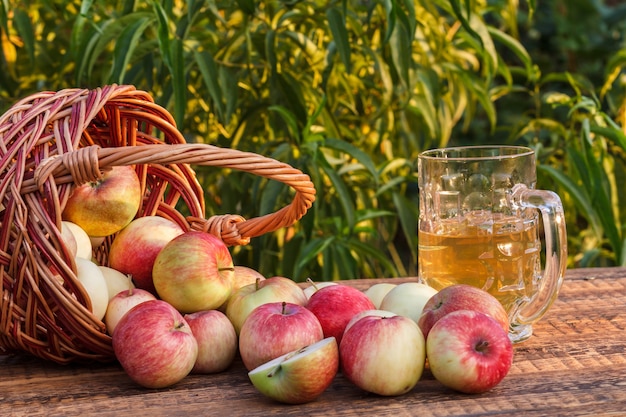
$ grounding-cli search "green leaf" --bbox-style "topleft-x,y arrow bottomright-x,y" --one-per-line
487,26 -> 532,74
590,125 -> 626,154
326,7 -> 351,73
268,105 -> 301,143
13,9 -> 34,64
294,236 -> 336,279
109,16 -> 152,83
194,49 -> 225,121
236,0 -> 255,15
317,152 -> 355,229
322,138 -> 379,183
393,191 -> 418,261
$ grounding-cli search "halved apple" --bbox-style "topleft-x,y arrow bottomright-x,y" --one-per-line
248,337 -> 339,404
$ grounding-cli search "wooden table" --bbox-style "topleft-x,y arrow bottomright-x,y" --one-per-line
1,267 -> 625,416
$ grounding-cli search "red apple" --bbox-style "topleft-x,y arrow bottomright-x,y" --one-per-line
417,284 -> 509,339
426,310 -> 513,394
62,165 -> 142,237
248,337 -> 339,404
225,276 -> 307,334
104,287 -> 157,335
239,301 -> 324,371
184,310 -> 238,374
112,299 -> 198,389
152,231 -> 235,313
340,313 -> 426,396
305,284 -> 375,345
109,216 -> 185,294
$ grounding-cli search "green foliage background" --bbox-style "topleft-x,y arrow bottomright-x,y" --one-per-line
2,0 -> 626,280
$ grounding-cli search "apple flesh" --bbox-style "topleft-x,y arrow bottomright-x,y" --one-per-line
239,301 -> 324,371
184,310 -> 238,374
379,282 -> 438,322
108,215 -> 185,295
426,309 -> 513,394
248,337 -> 339,404
153,231 -> 235,313
63,165 -> 142,237
305,284 -> 375,344
418,284 -> 509,339
226,276 -> 307,334
340,314 -> 426,396
112,299 -> 198,389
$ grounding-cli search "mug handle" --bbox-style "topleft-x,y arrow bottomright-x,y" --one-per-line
512,184 -> 568,325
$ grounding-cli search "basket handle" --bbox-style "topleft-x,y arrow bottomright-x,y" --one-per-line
27,143 -> 316,245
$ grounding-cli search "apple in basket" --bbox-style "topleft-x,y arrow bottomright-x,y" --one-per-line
62,220 -> 93,260
152,231 -> 235,313
108,216 -> 185,295
62,165 -> 142,238
184,309 -> 238,374
112,299 -> 198,389
74,257 -> 109,320
105,287 -> 157,335
248,337 -> 339,405
225,276 -> 307,334
239,301 -> 324,371
426,310 -> 513,394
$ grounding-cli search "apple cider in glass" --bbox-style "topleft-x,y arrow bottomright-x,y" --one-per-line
418,146 -> 567,343
418,214 -> 541,316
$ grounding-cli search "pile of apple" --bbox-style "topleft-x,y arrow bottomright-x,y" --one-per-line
57,165 -> 514,404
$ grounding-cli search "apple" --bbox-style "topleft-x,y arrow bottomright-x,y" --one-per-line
59,221 -> 78,258
340,313 -> 426,396
226,276 -> 307,334
379,282 -> 438,322
426,310 -> 514,394
62,165 -> 142,237
417,284 -> 509,339
74,257 -> 109,320
305,284 -> 375,345
62,220 -> 92,260
344,309 -> 397,334
248,337 -> 339,404
108,215 -> 185,294
184,310 -> 238,374
239,301 -> 324,371
232,265 -> 266,291
152,231 -> 235,313
364,282 -> 397,309
104,288 -> 157,335
302,279 -> 337,299
112,300 -> 198,389
98,265 -> 135,302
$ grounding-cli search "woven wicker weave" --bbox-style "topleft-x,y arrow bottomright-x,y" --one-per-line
0,85 -> 316,364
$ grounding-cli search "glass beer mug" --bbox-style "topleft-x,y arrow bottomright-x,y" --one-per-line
418,146 -> 567,343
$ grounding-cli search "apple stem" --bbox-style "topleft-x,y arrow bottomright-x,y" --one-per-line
475,340 -> 490,353
281,301 -> 287,315
306,277 -> 318,291
218,267 -> 235,272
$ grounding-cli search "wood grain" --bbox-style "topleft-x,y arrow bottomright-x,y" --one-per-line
1,267 -> 625,417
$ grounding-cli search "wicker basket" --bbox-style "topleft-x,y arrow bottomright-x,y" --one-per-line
0,85 -> 316,364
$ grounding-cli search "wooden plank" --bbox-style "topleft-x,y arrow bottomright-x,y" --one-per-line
0,267 -> 625,416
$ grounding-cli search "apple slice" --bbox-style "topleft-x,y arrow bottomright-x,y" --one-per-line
248,337 -> 339,404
